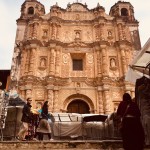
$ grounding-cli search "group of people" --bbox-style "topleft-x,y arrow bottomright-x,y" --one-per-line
17,93 -> 145,150
17,98 -> 52,141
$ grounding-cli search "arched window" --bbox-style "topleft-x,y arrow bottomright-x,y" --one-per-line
121,8 -> 128,16
28,7 -> 34,15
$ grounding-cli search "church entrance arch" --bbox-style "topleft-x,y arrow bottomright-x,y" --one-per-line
67,99 -> 90,114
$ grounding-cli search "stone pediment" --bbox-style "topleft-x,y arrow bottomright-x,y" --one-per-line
67,3 -> 88,12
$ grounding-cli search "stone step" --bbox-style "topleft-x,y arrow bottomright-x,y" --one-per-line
0,140 -> 150,150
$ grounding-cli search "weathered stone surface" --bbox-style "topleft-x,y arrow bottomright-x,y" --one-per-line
10,1 -> 140,114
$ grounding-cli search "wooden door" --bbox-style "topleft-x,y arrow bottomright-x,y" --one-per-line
67,100 -> 90,114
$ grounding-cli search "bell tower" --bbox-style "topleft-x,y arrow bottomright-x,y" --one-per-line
20,0 -> 45,19
109,1 -> 141,50
109,1 -> 135,22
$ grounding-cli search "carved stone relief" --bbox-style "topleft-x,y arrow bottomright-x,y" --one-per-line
87,54 -> 94,64
63,54 -> 69,64
112,89 -> 121,101
35,89 -> 44,100
36,70 -> 47,80
63,31 -> 72,42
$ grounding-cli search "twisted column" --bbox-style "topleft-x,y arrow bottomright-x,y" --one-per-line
101,45 -> 108,76
47,89 -> 54,112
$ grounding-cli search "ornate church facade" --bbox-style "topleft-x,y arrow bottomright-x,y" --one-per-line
10,0 -> 141,114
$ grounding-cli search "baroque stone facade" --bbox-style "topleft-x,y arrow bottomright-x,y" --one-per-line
10,0 -> 141,114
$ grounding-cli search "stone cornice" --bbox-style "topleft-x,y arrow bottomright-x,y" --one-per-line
114,40 -> 132,48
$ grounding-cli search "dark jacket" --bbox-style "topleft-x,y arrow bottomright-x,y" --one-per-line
21,102 -> 32,123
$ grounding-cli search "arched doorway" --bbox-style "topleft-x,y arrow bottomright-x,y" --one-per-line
67,99 -> 90,114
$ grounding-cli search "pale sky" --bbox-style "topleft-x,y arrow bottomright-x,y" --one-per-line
0,0 -> 149,69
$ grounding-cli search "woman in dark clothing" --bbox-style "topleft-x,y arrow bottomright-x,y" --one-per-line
37,101 -> 51,140
117,93 -> 145,150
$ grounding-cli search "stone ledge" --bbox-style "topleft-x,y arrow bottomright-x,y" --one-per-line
0,140 -> 123,150
0,140 -> 150,150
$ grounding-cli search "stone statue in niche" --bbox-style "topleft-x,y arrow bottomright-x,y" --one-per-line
76,14 -> 80,20
110,58 -> 116,68
43,30 -> 48,37
75,31 -> 80,39
108,31 -> 113,39
40,58 -> 46,67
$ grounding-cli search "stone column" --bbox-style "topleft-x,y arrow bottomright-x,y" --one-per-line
120,46 -> 127,75
29,48 -> 36,75
99,23 -> 105,41
25,48 -> 30,75
51,23 -> 56,40
56,25 -> 61,40
33,23 -> 38,39
20,49 -> 25,77
96,49 -> 102,77
103,86 -> 111,114
49,48 -> 55,76
53,89 -> 59,112
28,24 -> 33,39
97,86 -> 104,114
101,45 -> 108,77
94,25 -> 99,40
47,89 -> 54,112
55,49 -> 60,77
117,23 -> 123,40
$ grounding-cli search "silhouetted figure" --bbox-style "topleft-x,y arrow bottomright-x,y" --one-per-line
36,101 -> 51,140
17,98 -> 32,141
117,93 -> 145,150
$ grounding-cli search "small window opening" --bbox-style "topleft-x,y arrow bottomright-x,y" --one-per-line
73,59 -> 83,71
121,8 -> 128,16
28,7 -> 34,15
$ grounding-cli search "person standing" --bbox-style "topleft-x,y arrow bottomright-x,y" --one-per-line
17,98 -> 32,140
36,101 -> 51,140
117,93 -> 145,150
